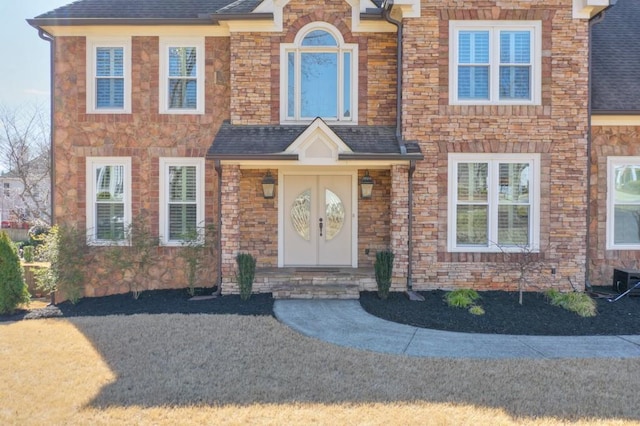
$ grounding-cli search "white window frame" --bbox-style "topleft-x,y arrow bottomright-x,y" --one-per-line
448,153 -> 541,253
449,21 -> 542,106
86,37 -> 132,114
280,22 -> 358,124
159,157 -> 205,246
159,37 -> 205,115
607,156 -> 640,250
86,157 -> 131,246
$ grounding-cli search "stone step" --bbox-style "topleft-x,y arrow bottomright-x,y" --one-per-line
272,283 -> 360,300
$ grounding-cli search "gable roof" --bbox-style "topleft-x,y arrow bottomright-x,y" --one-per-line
207,121 -> 422,161
591,0 -> 640,114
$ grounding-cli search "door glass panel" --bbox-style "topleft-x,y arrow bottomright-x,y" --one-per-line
325,189 -> 345,241
291,189 -> 311,241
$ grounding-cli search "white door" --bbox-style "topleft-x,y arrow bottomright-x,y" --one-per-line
283,175 -> 352,266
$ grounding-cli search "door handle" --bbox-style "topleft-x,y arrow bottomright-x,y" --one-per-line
319,218 -> 323,237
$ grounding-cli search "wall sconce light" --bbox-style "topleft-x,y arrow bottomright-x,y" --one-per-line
262,170 -> 276,199
360,170 -> 374,199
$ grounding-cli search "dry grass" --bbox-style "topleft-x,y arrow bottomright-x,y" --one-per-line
1,314 -> 640,425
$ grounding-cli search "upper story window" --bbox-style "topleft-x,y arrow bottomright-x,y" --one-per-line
86,37 -> 131,114
281,23 -> 358,124
159,38 -> 205,114
86,157 -> 131,245
607,157 -> 640,250
449,21 -> 541,106
448,153 -> 540,253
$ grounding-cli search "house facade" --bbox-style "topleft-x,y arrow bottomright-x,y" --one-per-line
28,0 -> 629,299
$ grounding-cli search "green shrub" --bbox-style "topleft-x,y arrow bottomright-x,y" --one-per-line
22,245 -> 35,263
445,289 -> 480,308
236,253 -> 256,301
374,250 -> 394,300
545,289 -> 597,318
468,305 -> 485,316
0,230 -> 30,314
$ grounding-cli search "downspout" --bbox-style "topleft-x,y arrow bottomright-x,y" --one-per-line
383,1 -> 421,299
214,160 -> 223,296
585,5 -> 614,290
37,28 -> 55,227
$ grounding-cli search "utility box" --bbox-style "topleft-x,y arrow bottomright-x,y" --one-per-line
612,268 -> 640,295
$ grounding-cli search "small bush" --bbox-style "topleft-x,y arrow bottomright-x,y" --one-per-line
468,305 -> 485,316
445,289 -> 480,308
374,250 -> 394,300
0,230 -> 30,314
22,245 -> 35,263
236,253 -> 256,301
545,289 -> 597,318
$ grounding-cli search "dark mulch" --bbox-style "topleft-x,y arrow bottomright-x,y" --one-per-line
360,288 -> 640,336
3,286 -> 640,336
0,288 -> 274,322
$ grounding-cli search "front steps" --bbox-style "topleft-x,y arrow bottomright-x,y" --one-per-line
272,283 -> 360,299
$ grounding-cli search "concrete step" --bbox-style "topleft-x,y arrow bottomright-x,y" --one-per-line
272,283 -> 360,300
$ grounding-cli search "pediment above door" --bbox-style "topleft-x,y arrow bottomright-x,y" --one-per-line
284,118 -> 353,165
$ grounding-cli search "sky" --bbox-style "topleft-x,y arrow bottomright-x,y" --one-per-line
0,0 -> 71,108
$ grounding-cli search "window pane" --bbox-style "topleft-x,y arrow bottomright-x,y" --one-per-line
614,205 -> 640,245
96,78 -> 124,108
169,47 -> 197,77
458,66 -> 489,100
458,31 -> 489,63
500,31 -> 530,64
168,79 -> 197,109
498,163 -> 530,202
456,205 -> 488,245
169,166 -> 196,202
95,165 -> 124,201
302,30 -> 337,47
614,165 -> 640,203
498,205 -> 529,246
96,47 -> 123,77
169,204 -> 197,240
457,163 -> 488,202
343,52 -> 351,118
287,52 -> 295,119
96,203 -> 124,240
301,52 -> 338,117
499,66 -> 531,100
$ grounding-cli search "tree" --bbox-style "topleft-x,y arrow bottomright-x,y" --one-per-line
0,103 -> 51,224
0,230 -> 30,314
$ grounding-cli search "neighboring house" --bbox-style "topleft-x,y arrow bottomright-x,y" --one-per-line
0,155 -> 51,228
27,0 -> 628,298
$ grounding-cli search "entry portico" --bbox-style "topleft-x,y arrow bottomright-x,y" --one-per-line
207,118 -> 422,295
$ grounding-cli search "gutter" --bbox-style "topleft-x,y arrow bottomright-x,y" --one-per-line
214,160 -> 223,297
591,110 -> 640,115
206,153 -> 298,161
27,13 -> 273,28
382,1 -> 422,300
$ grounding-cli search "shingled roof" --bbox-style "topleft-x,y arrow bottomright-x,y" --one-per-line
591,0 -> 640,113
207,121 -> 422,160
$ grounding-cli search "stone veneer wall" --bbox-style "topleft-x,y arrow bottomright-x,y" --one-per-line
358,169 -> 391,267
53,35 -> 230,297
589,125 -> 640,286
401,1 -> 590,291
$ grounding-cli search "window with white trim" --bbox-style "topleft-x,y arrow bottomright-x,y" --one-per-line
280,22 -> 358,123
159,38 -> 205,114
86,37 -> 131,113
86,157 -> 131,244
449,21 -> 541,105
159,158 -> 204,245
607,157 -> 640,250
448,154 -> 540,252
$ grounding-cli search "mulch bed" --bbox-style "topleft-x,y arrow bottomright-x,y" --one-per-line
3,286 -> 640,336
360,288 -> 640,336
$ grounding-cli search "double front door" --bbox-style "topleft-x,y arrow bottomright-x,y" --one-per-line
283,175 -> 352,266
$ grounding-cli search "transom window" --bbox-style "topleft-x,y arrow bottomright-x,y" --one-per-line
86,157 -> 131,245
159,38 -> 205,114
159,158 -> 204,245
86,37 -> 131,114
449,21 -> 541,105
448,154 -> 540,252
281,23 -> 357,123
607,157 -> 640,250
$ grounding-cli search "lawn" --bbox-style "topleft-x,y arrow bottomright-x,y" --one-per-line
2,312 -> 640,425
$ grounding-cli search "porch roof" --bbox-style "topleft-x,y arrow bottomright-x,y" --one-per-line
206,121 -> 423,161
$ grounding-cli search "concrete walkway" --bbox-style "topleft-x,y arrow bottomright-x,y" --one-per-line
273,299 -> 640,359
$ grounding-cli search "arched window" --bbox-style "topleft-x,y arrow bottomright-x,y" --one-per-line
281,23 -> 357,123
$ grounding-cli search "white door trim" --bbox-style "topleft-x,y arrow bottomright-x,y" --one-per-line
278,167 -> 358,268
